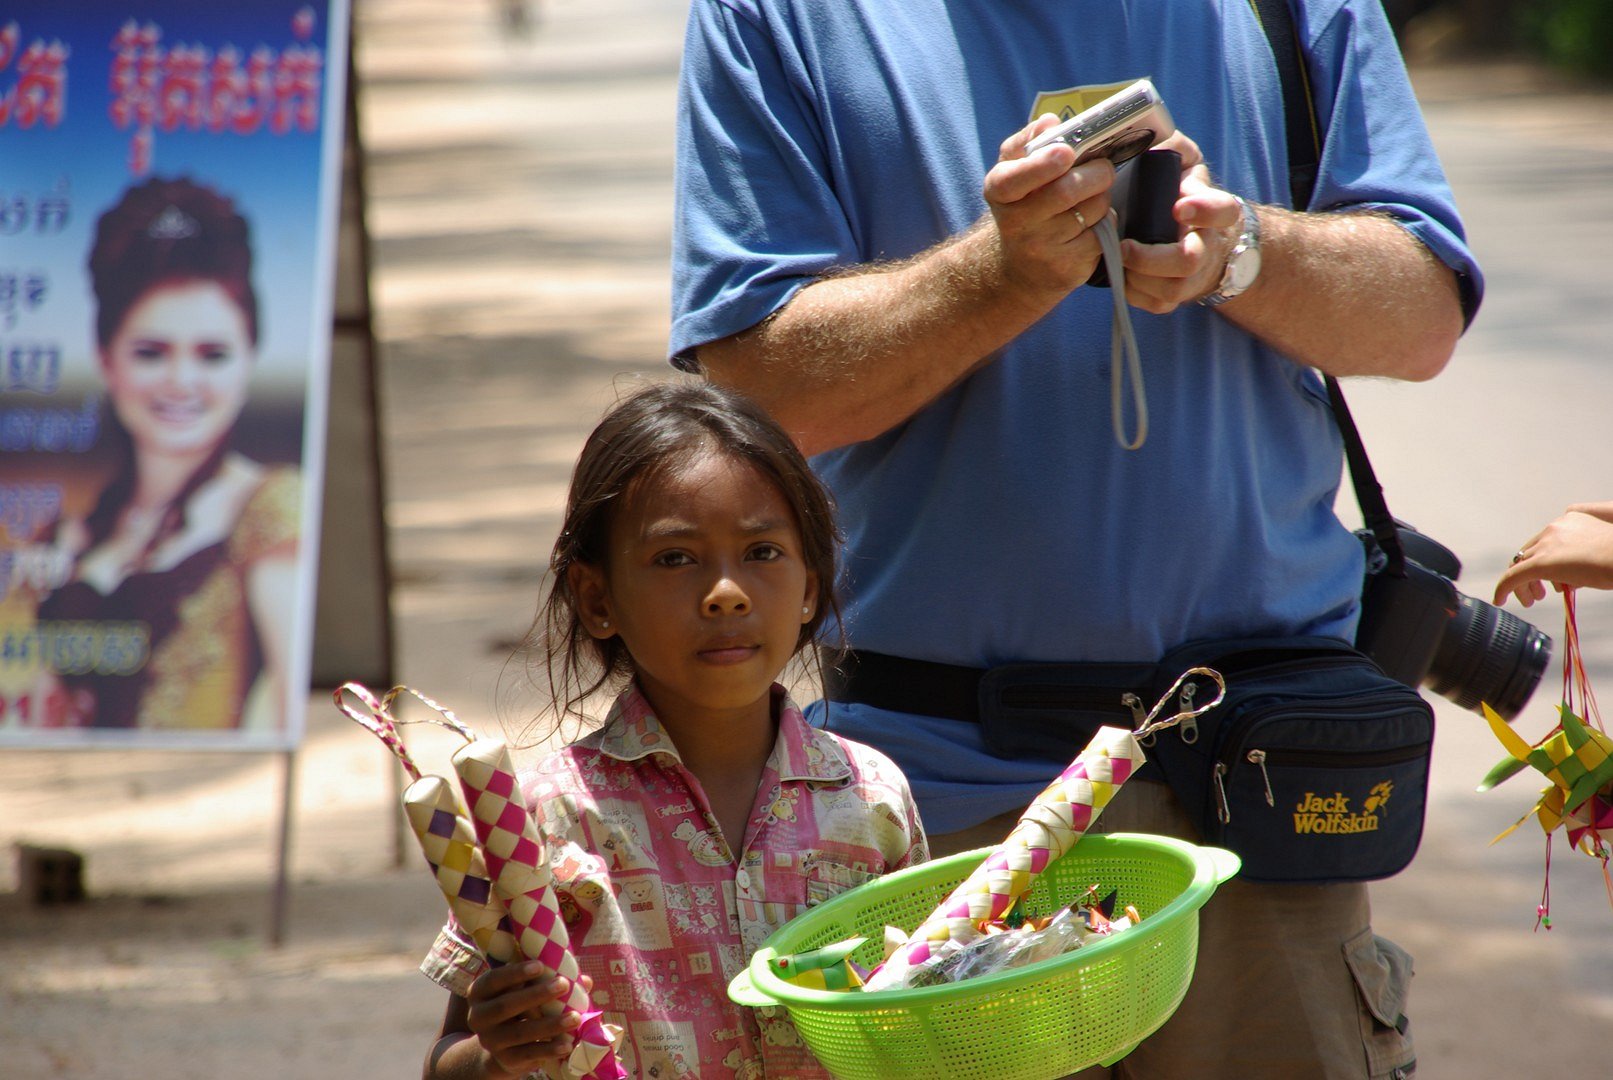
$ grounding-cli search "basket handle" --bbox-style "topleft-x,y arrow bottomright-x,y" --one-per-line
1202,846 -> 1242,885
727,960 -> 776,1009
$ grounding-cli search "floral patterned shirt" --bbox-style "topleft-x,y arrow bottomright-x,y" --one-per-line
422,683 -> 928,1078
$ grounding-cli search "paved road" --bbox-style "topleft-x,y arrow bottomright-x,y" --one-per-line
364,5 -> 1613,1073
365,1 -> 1613,1068
1340,63 -> 1613,1074
1,0 -> 1607,1075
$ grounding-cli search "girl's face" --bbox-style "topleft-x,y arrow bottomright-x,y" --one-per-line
573,448 -> 818,735
100,279 -> 255,459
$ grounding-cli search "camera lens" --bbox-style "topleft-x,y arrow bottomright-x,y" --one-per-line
1425,593 -> 1552,720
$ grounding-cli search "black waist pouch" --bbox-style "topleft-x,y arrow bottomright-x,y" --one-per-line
976,660 -> 1157,762
1144,636 -> 1435,884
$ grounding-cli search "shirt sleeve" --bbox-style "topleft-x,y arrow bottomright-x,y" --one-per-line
890,768 -> 930,872
420,920 -> 487,998
1303,0 -> 1484,323
841,737 -> 931,872
228,467 -> 301,564
670,0 -> 861,368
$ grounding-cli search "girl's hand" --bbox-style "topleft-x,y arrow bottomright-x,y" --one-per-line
464,962 -> 591,1079
1494,509 -> 1613,607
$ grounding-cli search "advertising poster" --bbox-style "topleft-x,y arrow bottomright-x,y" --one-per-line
0,1 -> 349,749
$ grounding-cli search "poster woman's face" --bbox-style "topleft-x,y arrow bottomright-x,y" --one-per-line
101,279 -> 256,458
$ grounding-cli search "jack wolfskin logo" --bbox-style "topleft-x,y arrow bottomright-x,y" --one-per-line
1292,783 -> 1392,835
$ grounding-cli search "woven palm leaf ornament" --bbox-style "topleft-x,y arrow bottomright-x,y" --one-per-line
1478,590 -> 1613,927
337,683 -> 626,1080
771,937 -> 870,991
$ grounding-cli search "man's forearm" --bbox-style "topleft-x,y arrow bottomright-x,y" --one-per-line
1218,206 -> 1465,381
697,220 -> 1068,456
702,204 -> 1466,456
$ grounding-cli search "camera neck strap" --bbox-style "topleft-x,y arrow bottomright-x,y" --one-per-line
1248,0 -> 1410,577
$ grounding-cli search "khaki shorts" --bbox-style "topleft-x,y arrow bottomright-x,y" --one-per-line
927,780 -> 1417,1080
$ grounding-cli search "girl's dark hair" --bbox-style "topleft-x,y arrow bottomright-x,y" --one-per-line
527,379 -> 843,733
83,176 -> 257,560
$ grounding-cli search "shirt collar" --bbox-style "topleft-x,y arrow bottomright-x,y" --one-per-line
592,682 -> 853,784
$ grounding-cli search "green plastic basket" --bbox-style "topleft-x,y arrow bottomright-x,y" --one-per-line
728,832 -> 1239,1080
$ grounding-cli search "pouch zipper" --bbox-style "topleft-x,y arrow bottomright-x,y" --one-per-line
1214,690 -> 1425,772
1169,654 -> 1361,747
1223,739 -> 1432,825
1253,743 -> 1431,770
1238,744 -> 1432,812
1246,749 -> 1275,807
1210,691 -> 1431,826
1177,681 -> 1199,744
998,685 -> 1144,713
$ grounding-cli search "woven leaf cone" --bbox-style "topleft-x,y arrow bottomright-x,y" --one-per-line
453,738 -> 627,1080
863,725 -> 1146,991
402,776 -> 519,964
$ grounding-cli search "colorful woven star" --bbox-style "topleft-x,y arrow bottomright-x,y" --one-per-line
772,937 -> 868,991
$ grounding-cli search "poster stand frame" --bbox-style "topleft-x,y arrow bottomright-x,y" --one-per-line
267,26 -> 401,946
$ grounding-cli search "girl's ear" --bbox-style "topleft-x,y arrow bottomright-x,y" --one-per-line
801,569 -> 820,625
568,561 -> 616,639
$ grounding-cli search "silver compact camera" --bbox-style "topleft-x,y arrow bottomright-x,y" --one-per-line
1024,78 -> 1174,168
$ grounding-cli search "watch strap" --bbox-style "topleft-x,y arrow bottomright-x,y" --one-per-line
1201,195 -> 1260,307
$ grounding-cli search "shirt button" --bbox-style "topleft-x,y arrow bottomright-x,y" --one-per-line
735,868 -> 753,893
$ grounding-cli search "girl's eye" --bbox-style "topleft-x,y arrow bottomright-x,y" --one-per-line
653,551 -> 694,568
197,343 -> 233,363
130,341 -> 168,361
748,543 -> 783,562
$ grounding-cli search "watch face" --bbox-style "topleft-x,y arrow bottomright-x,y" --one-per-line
1230,245 -> 1261,291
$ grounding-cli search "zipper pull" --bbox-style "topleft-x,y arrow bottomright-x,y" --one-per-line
1122,692 -> 1145,728
1247,749 -> 1275,807
1122,692 -> 1153,745
1177,681 -> 1199,745
1213,762 -> 1230,824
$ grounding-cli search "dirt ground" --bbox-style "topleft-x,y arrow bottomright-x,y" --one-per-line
4,1 -> 1613,1078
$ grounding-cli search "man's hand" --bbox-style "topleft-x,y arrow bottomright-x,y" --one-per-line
1116,136 -> 1241,314
983,115 -> 1118,297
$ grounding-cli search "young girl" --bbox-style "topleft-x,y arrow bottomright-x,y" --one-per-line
421,381 -> 928,1080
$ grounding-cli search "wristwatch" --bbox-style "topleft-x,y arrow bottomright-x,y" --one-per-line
1200,195 -> 1262,307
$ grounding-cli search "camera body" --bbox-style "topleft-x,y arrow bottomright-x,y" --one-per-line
1086,149 -> 1181,287
1025,77 -> 1174,167
1355,522 -> 1551,721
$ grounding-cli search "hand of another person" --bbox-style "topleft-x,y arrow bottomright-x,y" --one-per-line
464,962 -> 591,1079
1494,506 -> 1613,607
981,114 -> 1117,297
1116,138 -> 1245,314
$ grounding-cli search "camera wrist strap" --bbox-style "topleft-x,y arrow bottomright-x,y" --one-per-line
1095,213 -> 1148,450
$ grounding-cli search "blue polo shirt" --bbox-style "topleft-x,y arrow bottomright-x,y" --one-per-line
671,0 -> 1482,832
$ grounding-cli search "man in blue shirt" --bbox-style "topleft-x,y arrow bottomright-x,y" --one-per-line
673,2 -> 1476,1076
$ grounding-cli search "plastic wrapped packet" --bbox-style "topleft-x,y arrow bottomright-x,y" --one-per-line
899,906 -> 1099,989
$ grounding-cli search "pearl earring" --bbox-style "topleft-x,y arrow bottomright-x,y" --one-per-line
802,606 -> 810,615
601,619 -> 610,629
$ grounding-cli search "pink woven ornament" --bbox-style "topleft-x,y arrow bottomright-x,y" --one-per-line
338,684 -> 625,1080
454,738 -> 627,1080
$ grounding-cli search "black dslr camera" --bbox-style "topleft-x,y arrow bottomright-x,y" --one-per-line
1355,521 -> 1551,720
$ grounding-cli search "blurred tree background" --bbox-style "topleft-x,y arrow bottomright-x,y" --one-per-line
1387,0 -> 1613,81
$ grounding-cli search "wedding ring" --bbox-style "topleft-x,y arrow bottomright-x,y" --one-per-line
1074,208 -> 1087,230
1512,548 -> 1527,565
